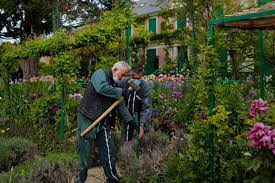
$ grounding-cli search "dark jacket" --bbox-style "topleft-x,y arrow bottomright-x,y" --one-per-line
78,69 -> 133,123
118,78 -> 152,132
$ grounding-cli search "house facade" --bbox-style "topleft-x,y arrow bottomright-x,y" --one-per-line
131,0 -> 189,74
130,0 -> 271,75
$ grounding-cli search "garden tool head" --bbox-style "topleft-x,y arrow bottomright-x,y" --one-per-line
128,78 -> 140,91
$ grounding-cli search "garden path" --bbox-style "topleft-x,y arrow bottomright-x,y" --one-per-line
86,166 -> 122,183
86,167 -> 106,183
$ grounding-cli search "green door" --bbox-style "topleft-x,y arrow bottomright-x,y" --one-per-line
145,48 -> 158,75
149,17 -> 157,33
177,46 -> 188,73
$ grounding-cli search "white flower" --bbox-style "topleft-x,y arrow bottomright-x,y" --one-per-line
243,152 -> 252,156
265,75 -> 272,82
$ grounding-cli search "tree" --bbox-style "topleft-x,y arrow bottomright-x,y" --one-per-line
0,0 -> 114,42
0,0 -> 54,42
59,0 -> 114,29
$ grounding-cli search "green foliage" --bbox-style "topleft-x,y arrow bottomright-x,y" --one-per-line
0,79 -> 79,154
0,137 -> 38,172
164,105 -> 252,182
174,85 -> 196,128
51,52 -> 80,92
246,149 -> 275,183
0,153 -> 79,183
1,6 -> 129,60
0,80 -> 50,121
191,45 -> 220,116
215,83 -> 248,133
150,80 -> 189,130
30,93 -> 60,125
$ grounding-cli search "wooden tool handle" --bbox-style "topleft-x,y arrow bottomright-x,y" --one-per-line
80,96 -> 124,137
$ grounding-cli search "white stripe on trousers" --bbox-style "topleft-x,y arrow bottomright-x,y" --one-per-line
126,124 -> 129,141
103,127 -> 118,181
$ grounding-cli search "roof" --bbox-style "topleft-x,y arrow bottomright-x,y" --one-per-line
133,0 -> 171,16
210,2 -> 275,30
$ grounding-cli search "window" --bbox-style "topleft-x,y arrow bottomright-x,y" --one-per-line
177,18 -> 186,30
149,17 -> 157,33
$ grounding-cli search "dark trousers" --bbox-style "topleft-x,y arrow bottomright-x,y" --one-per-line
76,112 -> 119,183
121,122 -> 135,143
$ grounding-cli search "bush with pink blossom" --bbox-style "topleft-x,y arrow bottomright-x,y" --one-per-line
245,99 -> 275,182
248,98 -> 269,117
247,122 -> 274,154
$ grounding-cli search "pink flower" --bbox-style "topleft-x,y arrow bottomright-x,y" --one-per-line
248,98 -> 268,116
270,129 -> 275,154
248,123 -> 275,154
172,91 -> 183,98
247,123 -> 271,148
159,93 -> 166,99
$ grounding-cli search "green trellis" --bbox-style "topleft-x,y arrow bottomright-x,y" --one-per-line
208,1 -> 275,182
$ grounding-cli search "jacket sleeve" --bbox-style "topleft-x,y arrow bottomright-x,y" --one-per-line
139,81 -> 152,127
91,69 -> 123,99
116,77 -> 133,123
117,100 -> 133,123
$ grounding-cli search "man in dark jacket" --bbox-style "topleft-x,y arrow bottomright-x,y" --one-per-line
76,61 -> 134,183
118,72 -> 152,143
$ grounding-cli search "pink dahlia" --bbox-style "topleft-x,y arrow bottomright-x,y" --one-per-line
270,129 -> 275,154
247,123 -> 271,148
248,98 -> 268,116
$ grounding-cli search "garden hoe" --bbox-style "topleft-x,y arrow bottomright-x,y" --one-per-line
80,79 -> 140,137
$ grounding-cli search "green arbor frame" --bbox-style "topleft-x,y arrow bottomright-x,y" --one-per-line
209,7 -> 275,109
207,3 -> 275,182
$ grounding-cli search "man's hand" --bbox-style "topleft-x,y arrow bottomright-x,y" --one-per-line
138,123 -> 144,140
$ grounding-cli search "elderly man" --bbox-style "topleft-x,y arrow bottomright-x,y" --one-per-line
76,61 -> 133,183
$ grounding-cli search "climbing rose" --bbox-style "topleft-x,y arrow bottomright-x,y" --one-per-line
248,98 -> 268,116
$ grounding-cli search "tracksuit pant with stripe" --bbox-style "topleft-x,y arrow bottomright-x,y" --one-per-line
76,112 -> 119,183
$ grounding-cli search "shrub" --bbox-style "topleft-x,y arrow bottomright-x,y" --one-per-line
0,153 -> 79,183
118,130 -> 171,183
163,106 -> 252,182
0,137 -> 38,172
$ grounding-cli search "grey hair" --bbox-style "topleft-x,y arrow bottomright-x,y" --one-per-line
112,61 -> 131,70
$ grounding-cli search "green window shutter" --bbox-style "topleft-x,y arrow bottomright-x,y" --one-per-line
257,0 -> 272,6
149,17 -> 157,33
177,18 -> 186,30
145,48 -> 158,75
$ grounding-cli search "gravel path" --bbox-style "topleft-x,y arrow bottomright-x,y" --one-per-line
86,167 -> 106,183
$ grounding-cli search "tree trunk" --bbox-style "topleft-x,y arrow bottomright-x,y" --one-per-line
228,50 -> 240,80
20,58 -> 39,80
